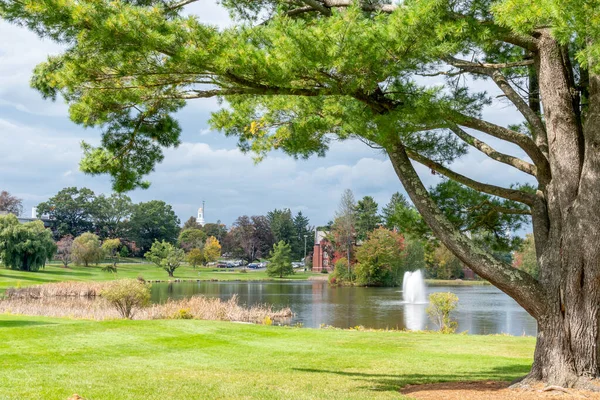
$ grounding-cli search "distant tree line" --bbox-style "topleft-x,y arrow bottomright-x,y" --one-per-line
1,187 -> 316,277
326,183 -> 529,286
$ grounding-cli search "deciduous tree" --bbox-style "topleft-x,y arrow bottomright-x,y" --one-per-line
178,228 -> 206,252
186,248 -> 204,269
37,187 -> 96,237
203,236 -> 221,264
102,238 -> 121,271
72,232 -> 103,267
354,228 -> 405,287
0,190 -> 23,216
145,240 -> 185,277
0,214 -> 56,271
129,200 -> 180,253
56,235 -> 74,268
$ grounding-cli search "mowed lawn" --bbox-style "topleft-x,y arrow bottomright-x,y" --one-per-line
0,315 -> 535,400
0,264 -> 320,294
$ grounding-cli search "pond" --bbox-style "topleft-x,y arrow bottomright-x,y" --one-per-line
150,280 -> 537,336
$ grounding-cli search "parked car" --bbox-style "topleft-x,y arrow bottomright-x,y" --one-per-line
247,263 -> 260,269
216,262 -> 228,268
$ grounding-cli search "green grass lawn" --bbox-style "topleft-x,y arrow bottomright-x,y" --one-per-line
0,264 -> 319,294
0,314 -> 534,400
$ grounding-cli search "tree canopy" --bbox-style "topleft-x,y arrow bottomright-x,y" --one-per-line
0,214 -> 56,271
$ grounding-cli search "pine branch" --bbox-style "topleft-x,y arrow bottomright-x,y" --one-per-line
452,113 -> 551,184
445,57 -> 547,150
448,124 -> 537,177
404,147 -> 537,206
386,142 -> 546,319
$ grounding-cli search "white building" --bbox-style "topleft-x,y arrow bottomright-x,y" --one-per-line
196,206 -> 206,227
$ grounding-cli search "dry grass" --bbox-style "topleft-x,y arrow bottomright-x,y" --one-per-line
1,281 -> 293,324
4,281 -> 108,299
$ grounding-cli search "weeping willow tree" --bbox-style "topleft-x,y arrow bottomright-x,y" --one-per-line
2,0 -> 600,388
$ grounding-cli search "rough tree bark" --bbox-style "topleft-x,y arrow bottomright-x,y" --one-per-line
384,30 -> 600,389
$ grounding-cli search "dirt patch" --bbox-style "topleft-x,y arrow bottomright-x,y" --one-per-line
401,381 -> 600,399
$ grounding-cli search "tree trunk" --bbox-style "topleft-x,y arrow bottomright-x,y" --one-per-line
168,270 -> 174,277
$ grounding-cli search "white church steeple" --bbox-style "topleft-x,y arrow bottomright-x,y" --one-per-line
196,201 -> 206,227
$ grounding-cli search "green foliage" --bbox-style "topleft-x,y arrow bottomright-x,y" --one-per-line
330,189 -> 357,260
101,238 -> 121,270
403,237 -> 427,272
427,292 -> 459,334
382,193 -> 429,239
355,196 -> 381,241
430,180 -> 527,253
330,257 -> 353,285
354,228 -> 405,287
100,279 -> 151,319
92,193 -> 133,239
145,240 -> 185,277
267,208 -> 312,260
186,248 -> 204,269
119,246 -> 130,258
37,187 -> 97,237
425,244 -> 464,280
267,208 -> 295,245
129,201 -> 180,253
178,228 -> 206,252
267,240 -> 294,278
183,216 -> 202,230
292,211 -> 313,260
0,214 -> 56,271
201,223 -> 227,243
72,232 -> 104,267
513,233 -> 538,279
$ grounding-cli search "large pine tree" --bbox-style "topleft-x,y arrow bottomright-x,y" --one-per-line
4,0 -> 600,387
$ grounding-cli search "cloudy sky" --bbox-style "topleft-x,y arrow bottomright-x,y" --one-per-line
0,2 -> 534,229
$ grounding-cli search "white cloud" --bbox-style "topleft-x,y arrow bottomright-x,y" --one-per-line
0,3 -> 535,233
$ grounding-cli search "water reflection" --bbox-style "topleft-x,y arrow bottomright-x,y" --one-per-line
150,281 -> 537,336
404,303 -> 427,331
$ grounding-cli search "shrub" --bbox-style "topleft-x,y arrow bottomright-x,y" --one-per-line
100,279 -> 151,319
330,257 -> 353,284
172,308 -> 194,319
426,292 -> 459,333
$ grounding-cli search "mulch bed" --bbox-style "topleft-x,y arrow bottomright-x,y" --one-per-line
401,381 -> 600,399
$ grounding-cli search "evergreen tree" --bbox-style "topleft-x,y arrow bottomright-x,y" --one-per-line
267,240 -> 294,278
292,211 -> 313,261
355,196 -> 381,241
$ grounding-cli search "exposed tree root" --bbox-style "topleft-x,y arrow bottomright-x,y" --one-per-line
510,374 -> 600,396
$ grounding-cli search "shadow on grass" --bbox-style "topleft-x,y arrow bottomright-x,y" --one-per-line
293,364 -> 531,392
0,320 -> 58,328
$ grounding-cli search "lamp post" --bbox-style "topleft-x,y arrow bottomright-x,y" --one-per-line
303,234 -> 308,270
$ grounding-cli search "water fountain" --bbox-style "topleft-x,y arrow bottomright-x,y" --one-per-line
402,270 -> 428,331
402,270 -> 427,304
